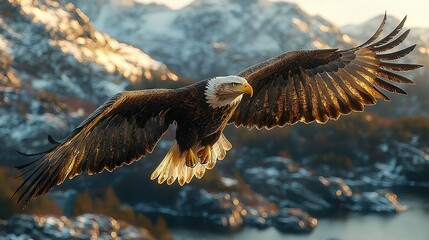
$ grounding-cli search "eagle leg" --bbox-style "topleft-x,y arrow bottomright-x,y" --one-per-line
197,145 -> 212,165
185,149 -> 198,168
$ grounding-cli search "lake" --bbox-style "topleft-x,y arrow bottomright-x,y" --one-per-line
172,192 -> 429,240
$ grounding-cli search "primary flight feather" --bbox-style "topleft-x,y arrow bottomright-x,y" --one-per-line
15,15 -> 423,207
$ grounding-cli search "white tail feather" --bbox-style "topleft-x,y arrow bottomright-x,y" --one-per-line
150,134 -> 232,185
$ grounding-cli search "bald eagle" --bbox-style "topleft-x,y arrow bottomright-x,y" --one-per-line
15,15 -> 422,206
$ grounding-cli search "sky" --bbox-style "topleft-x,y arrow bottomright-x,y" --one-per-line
136,0 -> 429,28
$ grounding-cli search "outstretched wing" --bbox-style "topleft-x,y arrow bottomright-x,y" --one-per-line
230,15 -> 423,129
15,89 -> 176,207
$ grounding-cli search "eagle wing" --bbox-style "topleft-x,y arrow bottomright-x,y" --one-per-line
15,90 -> 176,206
230,15 -> 423,129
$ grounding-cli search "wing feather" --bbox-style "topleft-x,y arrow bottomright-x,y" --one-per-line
372,30 -> 410,52
379,61 -> 422,71
355,13 -> 387,48
310,74 -> 327,122
231,15 -> 422,128
370,16 -> 407,48
15,90 -> 178,207
319,72 -> 351,114
376,44 -> 417,60
286,74 -> 300,124
315,74 -> 340,119
378,68 -> 415,84
375,77 -> 408,95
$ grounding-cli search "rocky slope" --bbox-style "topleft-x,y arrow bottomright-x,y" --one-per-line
0,0 -> 181,164
134,186 -> 317,233
235,153 -> 421,214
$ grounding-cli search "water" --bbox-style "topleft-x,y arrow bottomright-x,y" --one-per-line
172,193 -> 429,240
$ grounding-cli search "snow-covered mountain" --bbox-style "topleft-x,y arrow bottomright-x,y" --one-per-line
67,0 -> 429,118
0,0 -> 181,163
68,0 -> 354,79
3,0 -> 179,101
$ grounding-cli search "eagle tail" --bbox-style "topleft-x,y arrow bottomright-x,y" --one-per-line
150,141 -> 185,185
150,134 -> 232,186
210,133 -> 232,164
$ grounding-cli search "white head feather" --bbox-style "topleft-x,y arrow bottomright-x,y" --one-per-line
205,75 -> 249,108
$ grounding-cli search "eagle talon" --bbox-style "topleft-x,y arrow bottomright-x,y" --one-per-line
185,149 -> 198,168
197,145 -> 212,165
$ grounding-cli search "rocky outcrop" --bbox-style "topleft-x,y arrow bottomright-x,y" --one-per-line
135,186 -> 317,233
237,155 -> 409,214
0,214 -> 154,240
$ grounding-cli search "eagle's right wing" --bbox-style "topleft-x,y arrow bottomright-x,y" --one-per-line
15,90 -> 176,207
230,15 -> 423,129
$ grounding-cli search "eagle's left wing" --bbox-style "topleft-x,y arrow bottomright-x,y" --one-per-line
230,15 -> 423,129
14,90 -> 178,207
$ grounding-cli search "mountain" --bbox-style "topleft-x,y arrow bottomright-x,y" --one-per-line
0,0 -> 182,164
68,0 -> 354,80
67,0 -> 428,117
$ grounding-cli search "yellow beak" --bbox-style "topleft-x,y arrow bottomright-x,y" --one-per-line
240,82 -> 253,97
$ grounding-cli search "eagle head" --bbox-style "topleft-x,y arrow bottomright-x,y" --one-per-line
205,75 -> 253,108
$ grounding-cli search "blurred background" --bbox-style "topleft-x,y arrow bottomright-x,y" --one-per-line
0,0 -> 428,239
